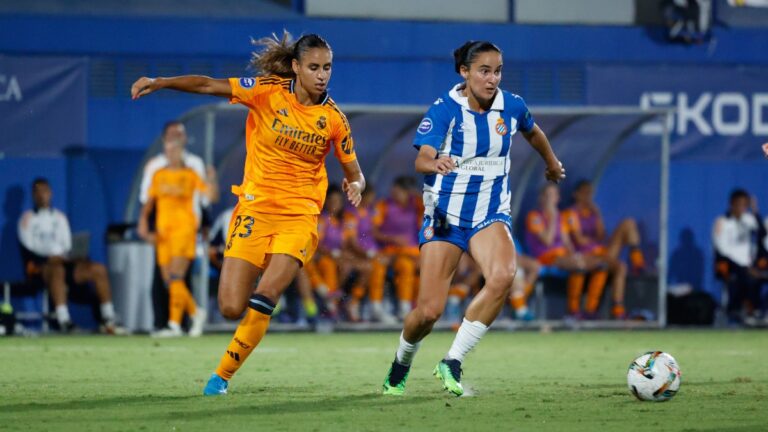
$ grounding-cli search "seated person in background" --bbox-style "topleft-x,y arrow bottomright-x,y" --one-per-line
344,185 -> 396,323
18,177 -> 121,333
444,253 -> 483,326
508,253 -> 541,321
562,180 -> 646,319
372,176 -> 423,320
304,185 -> 369,321
525,184 -> 607,319
713,189 -> 763,325
138,140 -> 219,337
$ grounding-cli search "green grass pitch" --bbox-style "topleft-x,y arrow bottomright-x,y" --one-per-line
1,330 -> 766,431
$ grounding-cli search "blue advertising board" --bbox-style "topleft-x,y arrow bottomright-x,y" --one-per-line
0,56 -> 87,156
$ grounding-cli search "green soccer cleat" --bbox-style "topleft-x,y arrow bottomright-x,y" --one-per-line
382,359 -> 411,396
434,359 -> 464,396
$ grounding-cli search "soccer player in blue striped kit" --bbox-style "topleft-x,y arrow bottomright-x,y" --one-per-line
383,41 -> 565,396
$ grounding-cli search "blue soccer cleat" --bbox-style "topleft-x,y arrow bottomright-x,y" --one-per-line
203,373 -> 228,396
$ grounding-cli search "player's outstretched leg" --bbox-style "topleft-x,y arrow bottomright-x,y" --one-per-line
382,242 -> 462,396
204,295 -> 274,396
435,223 -> 515,396
383,332 -> 420,395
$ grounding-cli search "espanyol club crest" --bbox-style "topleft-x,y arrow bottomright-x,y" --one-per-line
423,226 -> 434,240
495,118 -> 508,136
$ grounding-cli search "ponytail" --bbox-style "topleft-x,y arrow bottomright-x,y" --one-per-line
249,30 -> 332,79
249,30 -> 295,78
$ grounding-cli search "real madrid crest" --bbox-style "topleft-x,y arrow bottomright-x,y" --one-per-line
316,116 -> 327,130
495,118 -> 508,136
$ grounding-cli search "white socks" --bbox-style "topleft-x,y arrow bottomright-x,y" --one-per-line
55,304 -> 71,326
446,318 -> 489,362
395,332 -> 421,366
100,302 -> 115,322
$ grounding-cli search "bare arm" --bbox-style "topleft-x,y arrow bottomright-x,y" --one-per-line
571,226 -> 592,247
341,160 -> 366,207
137,199 -> 155,243
522,124 -> 565,183
540,219 -> 558,246
203,166 -> 220,204
131,75 -> 232,100
594,208 -> 606,242
415,146 -> 455,175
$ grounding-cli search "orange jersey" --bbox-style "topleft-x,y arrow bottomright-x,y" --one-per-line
149,167 -> 207,234
228,76 -> 357,215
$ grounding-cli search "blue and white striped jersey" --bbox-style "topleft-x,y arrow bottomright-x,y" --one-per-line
413,84 -> 535,229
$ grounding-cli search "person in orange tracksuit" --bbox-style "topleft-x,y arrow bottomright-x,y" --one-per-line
524,183 -> 607,320
131,31 -> 365,395
138,139 -> 219,337
372,176 -> 424,320
562,180 -> 647,319
343,185 -> 397,323
507,252 -> 541,321
304,184 -> 371,321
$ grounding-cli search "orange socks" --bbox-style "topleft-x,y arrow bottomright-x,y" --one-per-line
629,247 -> 645,271
393,255 -> 416,303
368,259 -> 387,302
584,271 -> 608,313
567,273 -> 586,314
168,279 -> 196,325
317,255 -> 339,294
215,294 -> 275,381
510,282 -> 535,310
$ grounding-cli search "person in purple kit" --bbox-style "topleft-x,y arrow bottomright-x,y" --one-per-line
526,183 -> 607,319
344,186 -> 396,323
562,180 -> 646,318
304,185 -> 347,315
372,176 -> 424,320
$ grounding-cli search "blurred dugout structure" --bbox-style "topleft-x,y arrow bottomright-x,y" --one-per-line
109,103 -> 673,332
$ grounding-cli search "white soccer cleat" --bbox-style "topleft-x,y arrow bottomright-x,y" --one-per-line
151,327 -> 183,338
189,309 -> 207,337
370,302 -> 397,324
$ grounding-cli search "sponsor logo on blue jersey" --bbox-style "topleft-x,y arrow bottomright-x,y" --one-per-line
417,118 -> 433,134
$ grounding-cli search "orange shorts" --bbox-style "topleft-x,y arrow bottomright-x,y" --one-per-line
224,204 -> 319,269
381,245 -> 420,258
536,246 -> 569,266
156,229 -> 196,266
585,244 -> 607,256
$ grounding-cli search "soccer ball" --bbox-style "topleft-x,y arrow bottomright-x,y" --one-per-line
627,351 -> 681,402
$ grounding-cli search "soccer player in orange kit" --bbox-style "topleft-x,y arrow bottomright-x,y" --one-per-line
138,139 -> 219,337
131,31 -> 365,395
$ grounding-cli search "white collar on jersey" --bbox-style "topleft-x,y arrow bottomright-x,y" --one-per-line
448,83 -> 504,112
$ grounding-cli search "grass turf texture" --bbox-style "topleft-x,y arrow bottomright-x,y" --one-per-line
1,330 -> 766,431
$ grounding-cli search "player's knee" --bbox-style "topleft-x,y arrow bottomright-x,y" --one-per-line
416,304 -> 442,325
486,265 -> 517,293
621,218 -> 638,232
219,301 -> 246,320
217,288 -> 247,320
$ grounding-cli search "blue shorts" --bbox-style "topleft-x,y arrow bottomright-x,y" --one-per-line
418,213 -> 513,252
